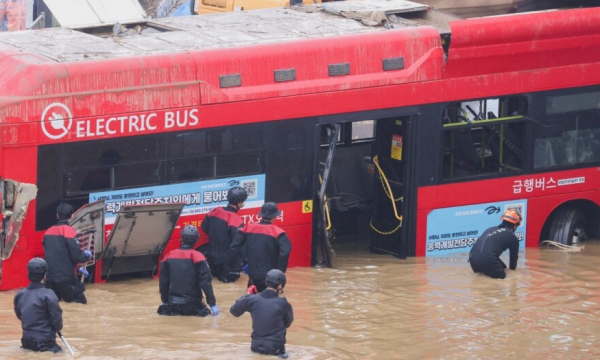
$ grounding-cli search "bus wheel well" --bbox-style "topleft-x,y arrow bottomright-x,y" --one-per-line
540,199 -> 600,245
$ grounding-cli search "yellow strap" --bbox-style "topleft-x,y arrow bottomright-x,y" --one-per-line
370,155 -> 402,235
372,155 -> 402,222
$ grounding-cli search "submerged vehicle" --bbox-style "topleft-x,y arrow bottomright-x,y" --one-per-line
1,0 -> 599,289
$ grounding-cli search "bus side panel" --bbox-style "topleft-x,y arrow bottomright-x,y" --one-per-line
418,168 -> 600,211
283,224 -> 312,268
526,190 -> 600,248
415,208 -> 429,257
0,146 -> 41,290
159,201 -> 313,269
192,28 -> 443,104
64,53 -> 199,119
416,167 -> 600,257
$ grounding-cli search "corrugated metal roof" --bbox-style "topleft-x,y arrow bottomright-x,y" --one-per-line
0,0 -> 449,62
43,0 -> 147,28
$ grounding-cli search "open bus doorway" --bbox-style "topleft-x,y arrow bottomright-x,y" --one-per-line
316,116 -> 414,264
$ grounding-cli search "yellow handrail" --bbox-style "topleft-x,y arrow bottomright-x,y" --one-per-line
318,174 -> 332,231
370,155 -> 402,234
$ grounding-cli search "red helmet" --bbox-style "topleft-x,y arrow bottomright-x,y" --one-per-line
500,209 -> 522,225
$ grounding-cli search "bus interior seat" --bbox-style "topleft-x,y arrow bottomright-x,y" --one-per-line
327,172 -> 370,213
453,128 -> 480,164
321,158 -> 372,214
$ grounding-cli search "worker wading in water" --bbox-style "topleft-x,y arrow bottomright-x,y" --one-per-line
200,186 -> 247,283
158,225 -> 219,317
469,209 -> 522,279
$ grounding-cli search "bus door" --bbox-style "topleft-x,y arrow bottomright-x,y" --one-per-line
316,115 -> 414,262
369,117 -> 410,257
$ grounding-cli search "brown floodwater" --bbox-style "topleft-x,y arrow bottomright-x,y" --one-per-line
1,242 -> 600,359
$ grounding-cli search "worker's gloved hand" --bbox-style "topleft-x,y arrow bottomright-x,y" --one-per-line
77,267 -> 89,277
241,263 -> 249,275
83,250 -> 93,260
247,285 -> 258,295
210,305 -> 220,316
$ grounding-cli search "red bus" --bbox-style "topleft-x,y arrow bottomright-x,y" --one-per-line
1,1 -> 600,290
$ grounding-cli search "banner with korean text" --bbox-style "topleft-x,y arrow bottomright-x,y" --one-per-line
90,175 -> 265,224
426,200 -> 527,257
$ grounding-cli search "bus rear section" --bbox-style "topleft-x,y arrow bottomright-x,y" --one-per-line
311,6 -> 600,264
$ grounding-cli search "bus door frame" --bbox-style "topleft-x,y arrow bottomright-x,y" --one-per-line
315,106 -> 420,264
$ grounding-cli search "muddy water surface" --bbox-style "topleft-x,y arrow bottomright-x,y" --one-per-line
1,243 -> 600,359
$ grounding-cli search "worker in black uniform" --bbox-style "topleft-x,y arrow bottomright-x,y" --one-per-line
469,209 -> 522,279
200,186 -> 247,283
230,269 -> 293,359
43,203 -> 92,304
158,225 -> 219,317
14,258 -> 63,353
231,202 -> 292,293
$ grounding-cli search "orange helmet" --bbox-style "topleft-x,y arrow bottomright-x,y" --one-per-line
500,209 -> 522,225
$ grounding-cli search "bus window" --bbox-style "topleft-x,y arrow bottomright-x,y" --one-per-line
534,90 -> 600,168
320,126 -> 343,146
267,120 -> 313,202
169,156 -> 214,182
36,120 -> 310,230
65,136 -> 164,194
216,150 -> 263,177
352,120 -> 375,141
442,97 -> 527,179
168,132 -> 208,158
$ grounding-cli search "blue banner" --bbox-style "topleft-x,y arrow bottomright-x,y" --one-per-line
90,175 -> 265,224
426,200 -> 527,257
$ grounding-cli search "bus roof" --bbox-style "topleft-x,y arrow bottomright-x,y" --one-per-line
0,0 -> 599,138
0,0 -> 452,63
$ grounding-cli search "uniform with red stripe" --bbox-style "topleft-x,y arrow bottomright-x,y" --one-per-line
42,204 -> 90,304
201,186 -> 248,283
231,202 -> 292,292
159,226 -> 217,316
201,205 -> 243,282
159,247 -> 216,305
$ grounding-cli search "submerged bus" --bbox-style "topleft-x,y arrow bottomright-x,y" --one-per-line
1,0 -> 600,290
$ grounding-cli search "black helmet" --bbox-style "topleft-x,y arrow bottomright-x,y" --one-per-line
27,258 -> 48,275
258,202 -> 282,220
227,186 -> 248,204
265,269 -> 286,289
181,225 -> 199,243
56,203 -> 74,221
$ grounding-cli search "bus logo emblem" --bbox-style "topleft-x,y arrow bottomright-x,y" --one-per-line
41,103 -> 73,140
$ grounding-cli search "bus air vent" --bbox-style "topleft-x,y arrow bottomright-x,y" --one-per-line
274,68 -> 296,82
219,74 -> 242,88
328,63 -> 350,77
383,57 -> 405,71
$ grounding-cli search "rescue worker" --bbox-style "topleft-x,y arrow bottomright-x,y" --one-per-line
43,203 -> 92,304
231,202 -> 292,293
469,209 -> 522,279
230,269 -> 293,359
14,258 -> 63,353
200,186 -> 247,283
158,225 -> 219,317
